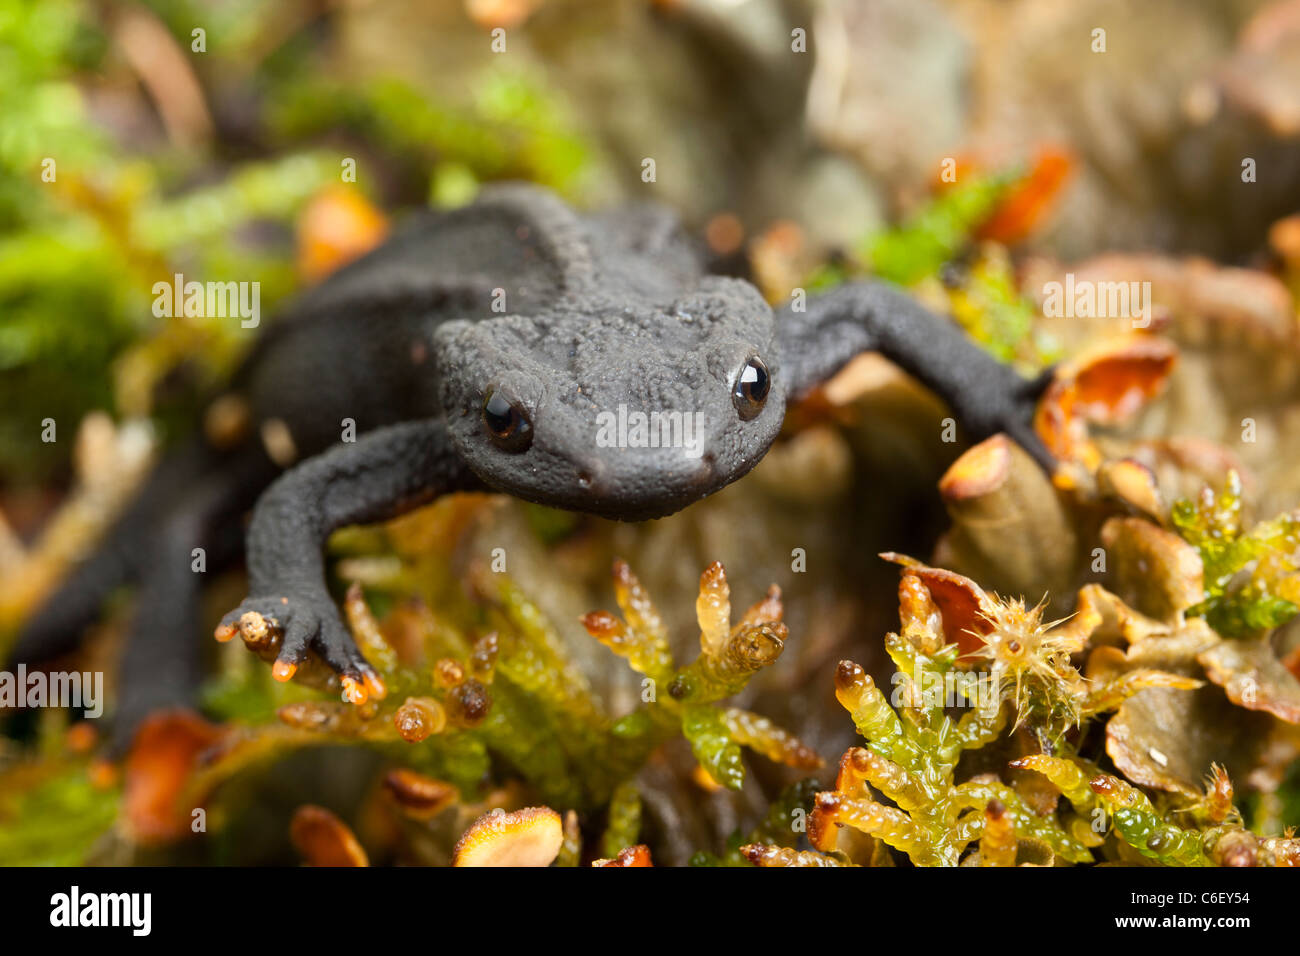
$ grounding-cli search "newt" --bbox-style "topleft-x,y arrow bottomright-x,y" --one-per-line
11,184 -> 1052,749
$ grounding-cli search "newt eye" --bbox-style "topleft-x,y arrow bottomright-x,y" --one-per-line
482,389 -> 533,452
732,356 -> 770,420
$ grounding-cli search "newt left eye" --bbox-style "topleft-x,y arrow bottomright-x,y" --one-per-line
732,356 -> 770,420
482,389 -> 533,452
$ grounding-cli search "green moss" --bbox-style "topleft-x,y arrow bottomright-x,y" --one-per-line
862,171 -> 1015,286
0,762 -> 120,866
601,779 -> 642,858
692,779 -> 820,867
813,645 -> 1092,866
1172,471 -> 1300,637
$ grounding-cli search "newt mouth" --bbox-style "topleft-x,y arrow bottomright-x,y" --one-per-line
569,449 -> 753,522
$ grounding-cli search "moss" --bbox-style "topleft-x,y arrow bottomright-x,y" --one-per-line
693,779 -> 821,867
861,171 -> 1017,286
796,558 -> 1299,867
808,651 -> 1092,866
1172,470 -> 1300,637
802,164 -> 1057,368
0,759 -> 120,866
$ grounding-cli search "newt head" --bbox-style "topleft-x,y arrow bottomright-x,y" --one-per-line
434,275 -> 785,521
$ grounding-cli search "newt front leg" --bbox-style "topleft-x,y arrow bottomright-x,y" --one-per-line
779,281 -> 1055,469
217,418 -> 484,698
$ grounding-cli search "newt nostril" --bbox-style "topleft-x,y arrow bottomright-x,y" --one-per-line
574,456 -> 609,493
696,454 -> 719,487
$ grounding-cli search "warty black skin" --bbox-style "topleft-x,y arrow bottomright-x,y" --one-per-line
11,184 -> 1052,751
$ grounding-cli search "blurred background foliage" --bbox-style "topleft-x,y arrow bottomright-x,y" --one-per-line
0,0 -> 597,485
8,0 -> 1300,488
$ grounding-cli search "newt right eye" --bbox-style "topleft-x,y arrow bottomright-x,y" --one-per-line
482,389 -> 533,452
732,356 -> 770,421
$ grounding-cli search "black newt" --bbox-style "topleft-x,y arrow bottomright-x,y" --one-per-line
12,184 -> 1052,749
